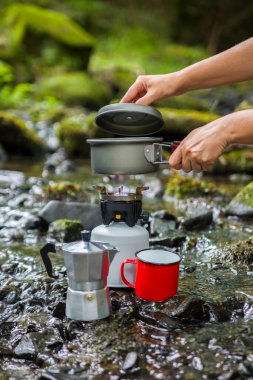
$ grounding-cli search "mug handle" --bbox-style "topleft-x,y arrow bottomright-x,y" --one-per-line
120,259 -> 137,288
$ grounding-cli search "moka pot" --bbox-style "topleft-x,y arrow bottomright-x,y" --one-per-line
40,231 -> 118,321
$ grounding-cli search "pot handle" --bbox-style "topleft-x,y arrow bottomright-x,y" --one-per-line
40,243 -> 60,278
144,141 -> 180,164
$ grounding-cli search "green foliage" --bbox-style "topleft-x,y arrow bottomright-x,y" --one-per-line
233,181 -> 253,208
89,26 -> 208,92
0,83 -> 34,109
1,3 -> 94,57
0,111 -> 45,156
0,60 -> 14,84
37,71 -> 111,107
44,181 -> 89,202
165,174 -> 218,199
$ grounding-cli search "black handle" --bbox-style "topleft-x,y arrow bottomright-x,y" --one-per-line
40,243 -> 59,278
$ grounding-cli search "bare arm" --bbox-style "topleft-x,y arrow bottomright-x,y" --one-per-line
121,38 -> 253,104
169,110 -> 253,173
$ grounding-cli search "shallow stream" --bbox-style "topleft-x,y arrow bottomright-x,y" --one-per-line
0,158 -> 253,380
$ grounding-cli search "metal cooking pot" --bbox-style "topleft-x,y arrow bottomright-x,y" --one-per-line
86,137 -> 180,175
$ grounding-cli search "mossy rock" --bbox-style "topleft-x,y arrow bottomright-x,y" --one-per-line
43,181 -> 89,202
48,219 -> 83,243
37,72 -> 112,107
221,238 -> 253,265
226,181 -> 253,218
212,149 -> 253,175
54,112 -> 111,157
165,174 -> 219,199
155,92 -> 211,112
0,111 -> 45,156
158,108 -> 218,139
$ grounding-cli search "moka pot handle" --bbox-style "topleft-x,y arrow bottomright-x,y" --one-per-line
40,242 -> 60,278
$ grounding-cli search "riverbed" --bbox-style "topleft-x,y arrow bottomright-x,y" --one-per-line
0,158 -> 253,380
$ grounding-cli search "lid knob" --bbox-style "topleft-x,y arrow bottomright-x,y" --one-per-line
81,230 -> 91,242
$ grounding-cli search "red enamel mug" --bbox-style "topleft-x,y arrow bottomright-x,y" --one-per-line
120,246 -> 181,302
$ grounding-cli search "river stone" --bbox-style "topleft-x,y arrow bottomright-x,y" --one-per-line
226,181 -> 253,217
0,170 -> 25,187
181,210 -> 213,230
168,296 -> 209,322
39,201 -> 103,229
13,334 -> 37,360
48,219 -> 83,243
150,232 -> 186,247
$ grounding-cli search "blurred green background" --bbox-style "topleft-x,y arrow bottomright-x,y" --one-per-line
0,0 -> 253,164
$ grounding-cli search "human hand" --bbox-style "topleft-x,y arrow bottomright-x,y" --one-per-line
120,73 -> 183,105
169,118 -> 231,172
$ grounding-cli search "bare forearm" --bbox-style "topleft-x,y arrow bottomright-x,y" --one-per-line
225,110 -> 253,145
177,38 -> 253,93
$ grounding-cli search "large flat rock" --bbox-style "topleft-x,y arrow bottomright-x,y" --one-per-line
39,200 -> 103,229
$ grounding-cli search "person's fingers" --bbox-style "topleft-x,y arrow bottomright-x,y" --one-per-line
169,147 -> 183,170
191,160 -> 203,173
181,158 -> 192,173
135,92 -> 155,105
120,80 -> 146,103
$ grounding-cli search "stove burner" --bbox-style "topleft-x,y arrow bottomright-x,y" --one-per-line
94,186 -> 149,227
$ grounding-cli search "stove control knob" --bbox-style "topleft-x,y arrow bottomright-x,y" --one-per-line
81,230 -> 91,242
141,212 -> 149,222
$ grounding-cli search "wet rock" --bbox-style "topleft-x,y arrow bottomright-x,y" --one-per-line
150,210 -> 178,235
221,238 -> 253,265
169,296 -> 209,322
139,311 -> 183,330
226,181 -> 253,218
8,193 -> 30,207
0,170 -> 25,187
13,334 -> 37,360
150,232 -> 186,247
164,174 -> 219,199
52,301 -> 66,319
55,160 -> 76,175
122,351 -> 138,371
39,201 -> 103,229
0,111 -> 45,156
181,210 -> 213,230
48,219 -> 83,243
0,144 -> 7,163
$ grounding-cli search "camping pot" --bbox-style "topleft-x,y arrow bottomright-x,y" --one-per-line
86,137 -> 180,175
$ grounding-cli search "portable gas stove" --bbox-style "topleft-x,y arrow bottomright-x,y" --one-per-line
91,185 -> 150,287
94,185 -> 149,227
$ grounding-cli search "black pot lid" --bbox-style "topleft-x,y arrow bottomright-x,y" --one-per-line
95,103 -> 164,136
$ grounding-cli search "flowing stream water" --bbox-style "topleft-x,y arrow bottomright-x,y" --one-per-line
0,158 -> 253,380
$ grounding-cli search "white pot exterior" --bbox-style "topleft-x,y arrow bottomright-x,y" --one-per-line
91,222 -> 149,287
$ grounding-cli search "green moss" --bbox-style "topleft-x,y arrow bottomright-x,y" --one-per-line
0,111 -> 45,156
165,174 -> 219,199
213,150 -> 253,175
48,219 -> 83,243
44,181 -> 89,202
37,72 -> 112,107
54,112 -> 111,157
222,238 -> 253,265
233,181 -> 253,208
155,92 -> 210,111
159,108 -> 218,136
